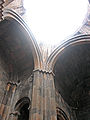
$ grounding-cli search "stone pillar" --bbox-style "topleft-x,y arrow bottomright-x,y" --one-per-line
0,83 -> 11,120
30,70 -> 57,120
0,82 -> 17,120
6,83 -> 17,120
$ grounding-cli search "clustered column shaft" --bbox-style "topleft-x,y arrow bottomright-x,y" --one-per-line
30,70 -> 57,120
0,82 -> 17,120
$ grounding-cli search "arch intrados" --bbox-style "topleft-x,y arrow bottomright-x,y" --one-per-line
3,9 -> 42,69
47,35 -> 90,71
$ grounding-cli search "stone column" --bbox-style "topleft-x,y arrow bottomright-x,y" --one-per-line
30,69 -> 57,120
0,82 -> 11,120
6,83 -> 17,120
0,82 -> 17,120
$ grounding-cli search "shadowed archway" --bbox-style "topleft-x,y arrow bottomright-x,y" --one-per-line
15,97 -> 30,120
47,35 -> 90,120
0,9 -> 43,82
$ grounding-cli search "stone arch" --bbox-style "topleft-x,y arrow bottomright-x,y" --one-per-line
15,97 -> 30,120
46,34 -> 90,70
3,8 -> 42,70
15,97 -> 30,111
47,34 -> 90,119
56,107 -> 69,120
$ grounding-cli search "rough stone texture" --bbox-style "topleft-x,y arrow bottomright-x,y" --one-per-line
4,0 -> 25,17
30,70 -> 57,120
10,75 -> 33,112
0,0 -> 4,21
55,90 -> 76,120
0,53 -> 9,104
0,1 -> 90,120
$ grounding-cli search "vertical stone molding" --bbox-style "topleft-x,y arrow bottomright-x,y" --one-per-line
0,83 -> 11,120
30,70 -> 57,120
6,83 -> 17,120
0,82 -> 17,120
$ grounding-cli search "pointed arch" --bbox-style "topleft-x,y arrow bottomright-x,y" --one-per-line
3,8 -> 42,69
15,97 -> 30,111
46,34 -> 90,71
14,97 -> 30,120
47,34 -> 90,119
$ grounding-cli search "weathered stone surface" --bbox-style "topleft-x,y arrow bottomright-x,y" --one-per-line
0,1 -> 90,120
0,54 -> 9,104
30,70 -> 57,120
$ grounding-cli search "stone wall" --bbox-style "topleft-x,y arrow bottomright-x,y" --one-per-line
55,90 -> 77,120
4,0 -> 25,16
0,53 -> 9,104
10,75 -> 33,113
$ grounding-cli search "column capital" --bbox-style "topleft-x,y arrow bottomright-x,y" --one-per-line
10,111 -> 20,116
7,81 -> 18,86
30,68 -> 57,120
8,111 -> 20,120
33,69 -> 55,76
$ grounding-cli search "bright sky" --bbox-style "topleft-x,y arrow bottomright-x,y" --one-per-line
24,0 -> 88,46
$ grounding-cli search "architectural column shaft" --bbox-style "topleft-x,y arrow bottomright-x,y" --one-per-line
6,84 -> 17,120
30,70 -> 57,120
0,83 -> 11,120
0,82 -> 17,120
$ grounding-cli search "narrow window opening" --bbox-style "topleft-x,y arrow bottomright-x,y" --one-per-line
15,97 -> 30,120
18,103 -> 29,120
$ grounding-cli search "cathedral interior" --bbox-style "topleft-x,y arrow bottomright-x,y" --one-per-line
0,0 -> 90,120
